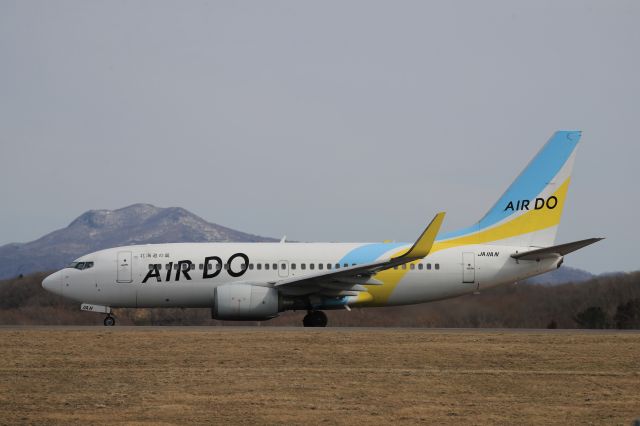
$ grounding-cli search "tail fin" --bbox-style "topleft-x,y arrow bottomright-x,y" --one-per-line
438,130 -> 581,248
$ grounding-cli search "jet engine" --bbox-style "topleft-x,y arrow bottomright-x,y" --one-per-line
212,283 -> 281,320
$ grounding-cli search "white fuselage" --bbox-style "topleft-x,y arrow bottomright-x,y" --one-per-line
43,242 -> 560,310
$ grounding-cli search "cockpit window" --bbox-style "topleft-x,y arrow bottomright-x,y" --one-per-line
67,261 -> 94,270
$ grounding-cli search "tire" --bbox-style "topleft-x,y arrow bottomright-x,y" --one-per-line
103,316 -> 115,326
303,311 -> 328,327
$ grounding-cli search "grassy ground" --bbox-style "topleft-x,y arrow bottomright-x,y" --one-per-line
0,328 -> 638,425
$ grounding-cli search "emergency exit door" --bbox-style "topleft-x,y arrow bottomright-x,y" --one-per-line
462,252 -> 475,283
278,260 -> 289,278
117,251 -> 132,283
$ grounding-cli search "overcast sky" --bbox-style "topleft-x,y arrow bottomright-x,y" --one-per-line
1,1 -> 638,273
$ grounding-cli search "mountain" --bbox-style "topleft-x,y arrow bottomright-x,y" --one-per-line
0,204 -> 277,279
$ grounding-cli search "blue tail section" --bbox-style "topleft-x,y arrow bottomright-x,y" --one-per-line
438,130 -> 581,243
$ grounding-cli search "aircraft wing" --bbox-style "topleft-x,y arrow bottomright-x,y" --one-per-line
273,212 -> 445,296
511,237 -> 604,261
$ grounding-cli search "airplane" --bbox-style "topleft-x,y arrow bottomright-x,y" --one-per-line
42,130 -> 602,327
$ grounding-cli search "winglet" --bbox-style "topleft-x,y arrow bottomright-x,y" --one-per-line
394,212 -> 446,260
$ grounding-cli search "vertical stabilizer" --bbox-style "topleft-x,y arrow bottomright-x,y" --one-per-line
437,131 -> 581,248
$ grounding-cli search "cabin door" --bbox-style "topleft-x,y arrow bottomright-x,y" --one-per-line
462,252 -> 475,283
117,251 -> 133,283
278,260 -> 289,278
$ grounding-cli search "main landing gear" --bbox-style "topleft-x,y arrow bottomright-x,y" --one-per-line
303,310 -> 327,327
103,315 -> 116,326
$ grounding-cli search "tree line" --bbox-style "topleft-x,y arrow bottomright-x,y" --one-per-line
1,271 -> 639,328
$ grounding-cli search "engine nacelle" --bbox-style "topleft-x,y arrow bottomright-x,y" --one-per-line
212,284 -> 280,320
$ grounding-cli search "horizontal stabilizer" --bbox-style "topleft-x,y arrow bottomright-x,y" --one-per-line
511,238 -> 604,261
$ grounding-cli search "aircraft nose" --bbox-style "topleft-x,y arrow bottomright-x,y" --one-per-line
42,271 -> 62,295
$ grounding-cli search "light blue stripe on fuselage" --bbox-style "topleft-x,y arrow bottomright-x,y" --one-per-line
314,242 -> 406,309
438,130 -> 580,240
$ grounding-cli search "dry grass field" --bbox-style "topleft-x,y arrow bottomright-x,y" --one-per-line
0,328 -> 638,425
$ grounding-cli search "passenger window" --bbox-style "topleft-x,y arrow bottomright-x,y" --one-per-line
208,263 -> 213,270
148,264 -> 154,270
402,264 -> 407,270
410,264 -> 415,270
217,263 -> 222,271
198,264 -> 203,270
418,264 -> 423,270
343,263 -> 348,268
249,263 -> 254,270
427,263 -> 431,270
335,263 -> 340,269
435,263 -> 440,270
165,264 -> 170,270
190,264 -> 195,270
327,263 -> 332,270
273,263 -> 277,270
265,264 -> 270,270
318,263 -> 323,270
310,263 -> 315,270
241,264 -> 247,270
393,266 -> 398,270
281,263 -> 286,270
257,263 -> 262,270
174,264 -> 179,270
301,264 -> 306,270
291,263 -> 296,270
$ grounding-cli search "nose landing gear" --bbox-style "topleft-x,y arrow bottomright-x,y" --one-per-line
302,310 -> 328,327
80,303 -> 115,326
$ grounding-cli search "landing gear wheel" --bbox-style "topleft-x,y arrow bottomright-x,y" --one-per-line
302,310 -> 328,327
103,315 -> 115,326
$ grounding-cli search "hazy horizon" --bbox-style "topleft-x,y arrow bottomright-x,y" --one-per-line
1,1 -> 638,274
